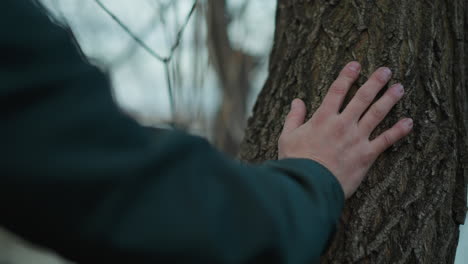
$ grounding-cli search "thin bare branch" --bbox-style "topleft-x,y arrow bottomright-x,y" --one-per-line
93,0 -> 198,121
93,0 -> 198,63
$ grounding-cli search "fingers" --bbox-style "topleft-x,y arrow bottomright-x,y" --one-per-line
281,99 -> 306,134
371,118 -> 413,153
359,83 -> 404,134
320,61 -> 361,114
342,67 -> 392,122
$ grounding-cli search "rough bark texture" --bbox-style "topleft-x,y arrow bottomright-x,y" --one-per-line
240,0 -> 468,263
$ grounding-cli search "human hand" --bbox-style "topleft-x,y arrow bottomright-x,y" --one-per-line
278,62 -> 412,199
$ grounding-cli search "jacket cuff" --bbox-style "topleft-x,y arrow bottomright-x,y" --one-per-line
264,158 -> 345,220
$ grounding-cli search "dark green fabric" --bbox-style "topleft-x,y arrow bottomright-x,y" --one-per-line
1,0 -> 344,263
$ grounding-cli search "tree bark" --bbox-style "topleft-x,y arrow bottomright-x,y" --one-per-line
240,0 -> 468,263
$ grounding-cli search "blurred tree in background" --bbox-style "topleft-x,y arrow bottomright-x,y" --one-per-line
35,0 -> 274,156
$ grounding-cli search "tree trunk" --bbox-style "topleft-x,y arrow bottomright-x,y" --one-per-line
240,0 -> 468,263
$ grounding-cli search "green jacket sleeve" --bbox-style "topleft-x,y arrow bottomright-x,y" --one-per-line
1,1 -> 344,263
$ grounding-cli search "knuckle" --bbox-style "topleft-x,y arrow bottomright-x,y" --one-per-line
311,108 -> 328,125
382,133 -> 393,147
352,134 -> 363,145
356,90 -> 374,105
340,67 -> 359,80
370,105 -> 386,120
350,134 -> 361,146
286,111 -> 298,120
330,83 -> 347,95
333,119 -> 347,137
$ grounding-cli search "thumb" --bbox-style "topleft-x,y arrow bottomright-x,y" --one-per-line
281,99 -> 306,135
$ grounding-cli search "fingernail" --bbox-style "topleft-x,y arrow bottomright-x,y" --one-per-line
382,67 -> 392,81
292,99 -> 300,109
403,118 -> 413,128
392,84 -> 404,96
348,61 -> 361,72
